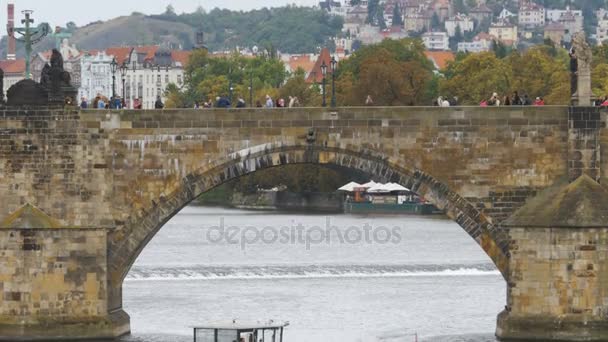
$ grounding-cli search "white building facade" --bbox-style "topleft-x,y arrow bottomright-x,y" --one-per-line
79,51 -> 115,103
546,8 -> 583,23
122,48 -> 186,109
422,31 -> 449,51
445,15 -> 474,37
519,3 -> 546,28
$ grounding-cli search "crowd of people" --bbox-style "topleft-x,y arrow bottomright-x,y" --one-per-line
191,94 -> 302,109
78,93 -> 156,110
433,91 -> 547,107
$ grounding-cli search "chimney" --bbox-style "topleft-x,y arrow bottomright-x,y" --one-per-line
7,3 -> 15,60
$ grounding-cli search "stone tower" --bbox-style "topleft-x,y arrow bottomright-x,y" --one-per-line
497,175 -> 608,341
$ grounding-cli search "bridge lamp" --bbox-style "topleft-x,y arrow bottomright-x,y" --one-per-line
110,58 -> 118,100
120,63 -> 128,107
321,61 -> 327,107
330,56 -> 337,108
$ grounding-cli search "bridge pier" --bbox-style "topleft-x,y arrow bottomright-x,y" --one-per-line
497,175 -> 608,341
0,204 -> 129,341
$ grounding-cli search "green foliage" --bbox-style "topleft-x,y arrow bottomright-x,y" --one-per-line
155,6 -> 343,53
439,46 -> 571,105
336,38 -> 435,105
166,49 -> 289,108
232,165 -> 364,194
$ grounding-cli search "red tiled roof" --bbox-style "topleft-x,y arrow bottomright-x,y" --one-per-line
171,51 -> 191,66
287,55 -> 316,74
104,47 -> 132,65
0,59 -> 25,74
306,48 -> 333,84
424,51 -> 454,70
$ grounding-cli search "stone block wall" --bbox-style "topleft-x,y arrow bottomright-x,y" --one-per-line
498,227 -> 608,340
0,228 -> 108,323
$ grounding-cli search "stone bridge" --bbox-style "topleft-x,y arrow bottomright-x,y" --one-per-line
0,105 -> 606,340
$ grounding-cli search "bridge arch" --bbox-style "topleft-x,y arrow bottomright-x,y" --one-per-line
107,143 -> 510,309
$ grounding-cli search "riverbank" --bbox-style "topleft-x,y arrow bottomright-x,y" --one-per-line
195,187 -> 344,213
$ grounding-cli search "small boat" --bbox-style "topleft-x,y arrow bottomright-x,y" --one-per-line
193,320 -> 289,342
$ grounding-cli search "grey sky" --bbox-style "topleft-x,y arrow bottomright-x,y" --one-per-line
1,0 -> 319,28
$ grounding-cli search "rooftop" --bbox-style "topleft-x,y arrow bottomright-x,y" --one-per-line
503,175 -> 608,228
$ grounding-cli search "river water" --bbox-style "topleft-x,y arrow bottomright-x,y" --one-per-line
120,207 -> 504,342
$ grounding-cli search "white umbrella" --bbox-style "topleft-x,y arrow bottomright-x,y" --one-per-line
338,182 -> 362,192
366,183 -> 392,193
386,183 -> 410,192
361,180 -> 378,188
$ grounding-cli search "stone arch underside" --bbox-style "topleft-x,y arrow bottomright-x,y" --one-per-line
107,144 -> 510,309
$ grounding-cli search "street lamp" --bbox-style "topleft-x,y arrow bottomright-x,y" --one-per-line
330,56 -> 337,108
120,63 -> 128,107
228,66 -> 233,104
110,57 -> 118,100
321,60 -> 327,107
249,69 -> 253,107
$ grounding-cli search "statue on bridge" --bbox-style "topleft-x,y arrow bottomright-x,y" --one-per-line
570,32 -> 592,106
6,49 -> 76,106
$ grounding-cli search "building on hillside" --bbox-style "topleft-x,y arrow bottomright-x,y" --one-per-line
546,7 -> 582,22
498,8 -> 516,20
358,24 -> 384,45
0,59 -> 25,95
544,22 -> 566,45
320,0 -> 349,17
557,10 -> 584,42
518,2 -> 545,28
489,21 -> 518,45
347,5 -> 368,23
114,46 -> 189,109
444,14 -> 474,37
79,51 -> 116,103
422,31 -> 449,51
283,54 -> 317,78
424,50 -> 454,72
469,4 -> 493,24
597,15 -> 608,45
381,26 -> 408,40
404,12 -> 432,33
430,0 -> 452,23
457,33 -> 493,53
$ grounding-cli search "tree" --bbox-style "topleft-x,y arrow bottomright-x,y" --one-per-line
278,69 -> 321,107
439,52 -> 512,104
453,0 -> 467,14
367,0 -> 379,24
392,4 -> 403,27
449,26 -> 464,51
507,47 -> 569,105
165,4 -> 176,16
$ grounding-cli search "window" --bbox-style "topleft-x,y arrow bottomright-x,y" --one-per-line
177,75 -> 182,84
157,75 -> 161,84
165,75 -> 169,83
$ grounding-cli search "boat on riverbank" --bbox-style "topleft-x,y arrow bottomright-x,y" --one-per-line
193,320 -> 289,342
339,181 -> 442,215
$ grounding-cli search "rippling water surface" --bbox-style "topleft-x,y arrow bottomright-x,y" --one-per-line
120,207 -> 505,342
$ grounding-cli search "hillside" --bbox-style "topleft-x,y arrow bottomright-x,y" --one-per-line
0,6 -> 343,58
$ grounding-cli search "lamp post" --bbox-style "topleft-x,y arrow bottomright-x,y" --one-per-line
110,58 -> 118,100
120,63 -> 128,107
228,66 -> 233,104
249,69 -> 253,107
321,61 -> 327,107
330,56 -> 337,108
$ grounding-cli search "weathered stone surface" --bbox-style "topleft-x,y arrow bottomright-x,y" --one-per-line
503,174 -> 608,228
0,105 -> 603,340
